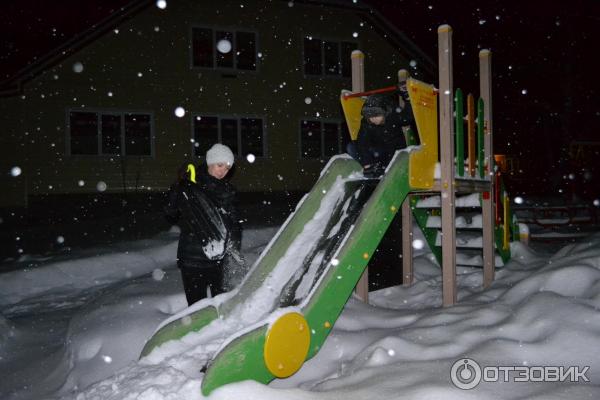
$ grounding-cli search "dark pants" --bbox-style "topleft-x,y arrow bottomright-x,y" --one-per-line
178,260 -> 224,305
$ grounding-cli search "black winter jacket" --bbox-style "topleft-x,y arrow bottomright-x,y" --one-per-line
164,169 -> 241,265
356,94 -> 414,167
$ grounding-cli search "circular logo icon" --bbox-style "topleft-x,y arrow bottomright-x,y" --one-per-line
450,358 -> 482,390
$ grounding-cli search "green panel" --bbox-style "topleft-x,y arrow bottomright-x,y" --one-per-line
139,306 -> 218,358
412,207 -> 442,267
404,127 -> 419,146
201,153 -> 413,395
477,98 -> 485,178
455,89 -> 464,177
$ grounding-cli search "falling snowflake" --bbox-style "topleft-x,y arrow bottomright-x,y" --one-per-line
174,107 -> 186,117
412,239 -> 425,249
10,166 -> 22,177
72,62 -> 84,73
96,181 -> 107,192
217,39 -> 232,54
152,269 -> 165,281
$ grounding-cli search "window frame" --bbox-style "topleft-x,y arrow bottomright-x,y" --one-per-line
66,108 -> 155,158
301,34 -> 358,79
191,113 -> 267,160
298,118 -> 346,160
189,25 -> 260,72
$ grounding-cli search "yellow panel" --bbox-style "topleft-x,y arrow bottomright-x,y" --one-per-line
407,78 -> 439,189
340,91 -> 365,141
264,312 -> 310,378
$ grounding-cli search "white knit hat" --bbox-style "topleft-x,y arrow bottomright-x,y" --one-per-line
206,143 -> 234,166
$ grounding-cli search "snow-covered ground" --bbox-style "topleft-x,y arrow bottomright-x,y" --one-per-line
1,222 -> 600,399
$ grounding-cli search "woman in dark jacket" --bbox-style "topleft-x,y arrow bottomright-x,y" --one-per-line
164,144 -> 242,305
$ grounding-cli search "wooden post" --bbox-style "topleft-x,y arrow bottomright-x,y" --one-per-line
438,25 -> 456,306
351,50 -> 369,303
402,196 -> 414,285
479,49 -> 495,287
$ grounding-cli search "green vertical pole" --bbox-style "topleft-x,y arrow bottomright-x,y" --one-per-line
477,98 -> 485,178
455,89 -> 464,177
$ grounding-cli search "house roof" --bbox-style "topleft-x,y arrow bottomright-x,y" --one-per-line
0,0 -> 435,96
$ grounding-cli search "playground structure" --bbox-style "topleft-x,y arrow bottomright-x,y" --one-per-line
344,25 -> 512,305
138,25 -> 518,395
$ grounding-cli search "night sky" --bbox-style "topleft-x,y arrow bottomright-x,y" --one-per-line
2,0 -> 600,197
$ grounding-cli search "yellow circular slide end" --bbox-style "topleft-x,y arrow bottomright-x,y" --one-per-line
264,312 -> 310,378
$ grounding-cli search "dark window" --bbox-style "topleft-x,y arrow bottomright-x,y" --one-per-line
69,111 -> 152,156
221,119 -> 239,155
300,120 -> 322,158
124,114 -> 151,156
70,112 -> 98,155
300,120 -> 346,159
193,115 -> 265,159
192,28 -> 213,67
303,37 -> 322,75
341,42 -> 356,78
323,122 -> 340,157
236,31 -> 256,70
216,30 -> 234,68
192,27 -> 257,71
241,118 -> 264,157
193,116 -> 219,157
324,41 -> 340,75
101,114 -> 121,155
304,38 -> 357,77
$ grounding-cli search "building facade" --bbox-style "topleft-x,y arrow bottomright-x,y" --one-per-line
0,0 -> 434,208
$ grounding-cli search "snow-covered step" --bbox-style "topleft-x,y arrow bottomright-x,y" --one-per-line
435,231 -> 486,248
426,214 -> 483,229
416,193 -> 480,209
456,252 -> 504,267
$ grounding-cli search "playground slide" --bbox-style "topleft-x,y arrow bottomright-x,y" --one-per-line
140,151 -> 412,395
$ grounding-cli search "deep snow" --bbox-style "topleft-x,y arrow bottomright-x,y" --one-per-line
1,221 -> 600,399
